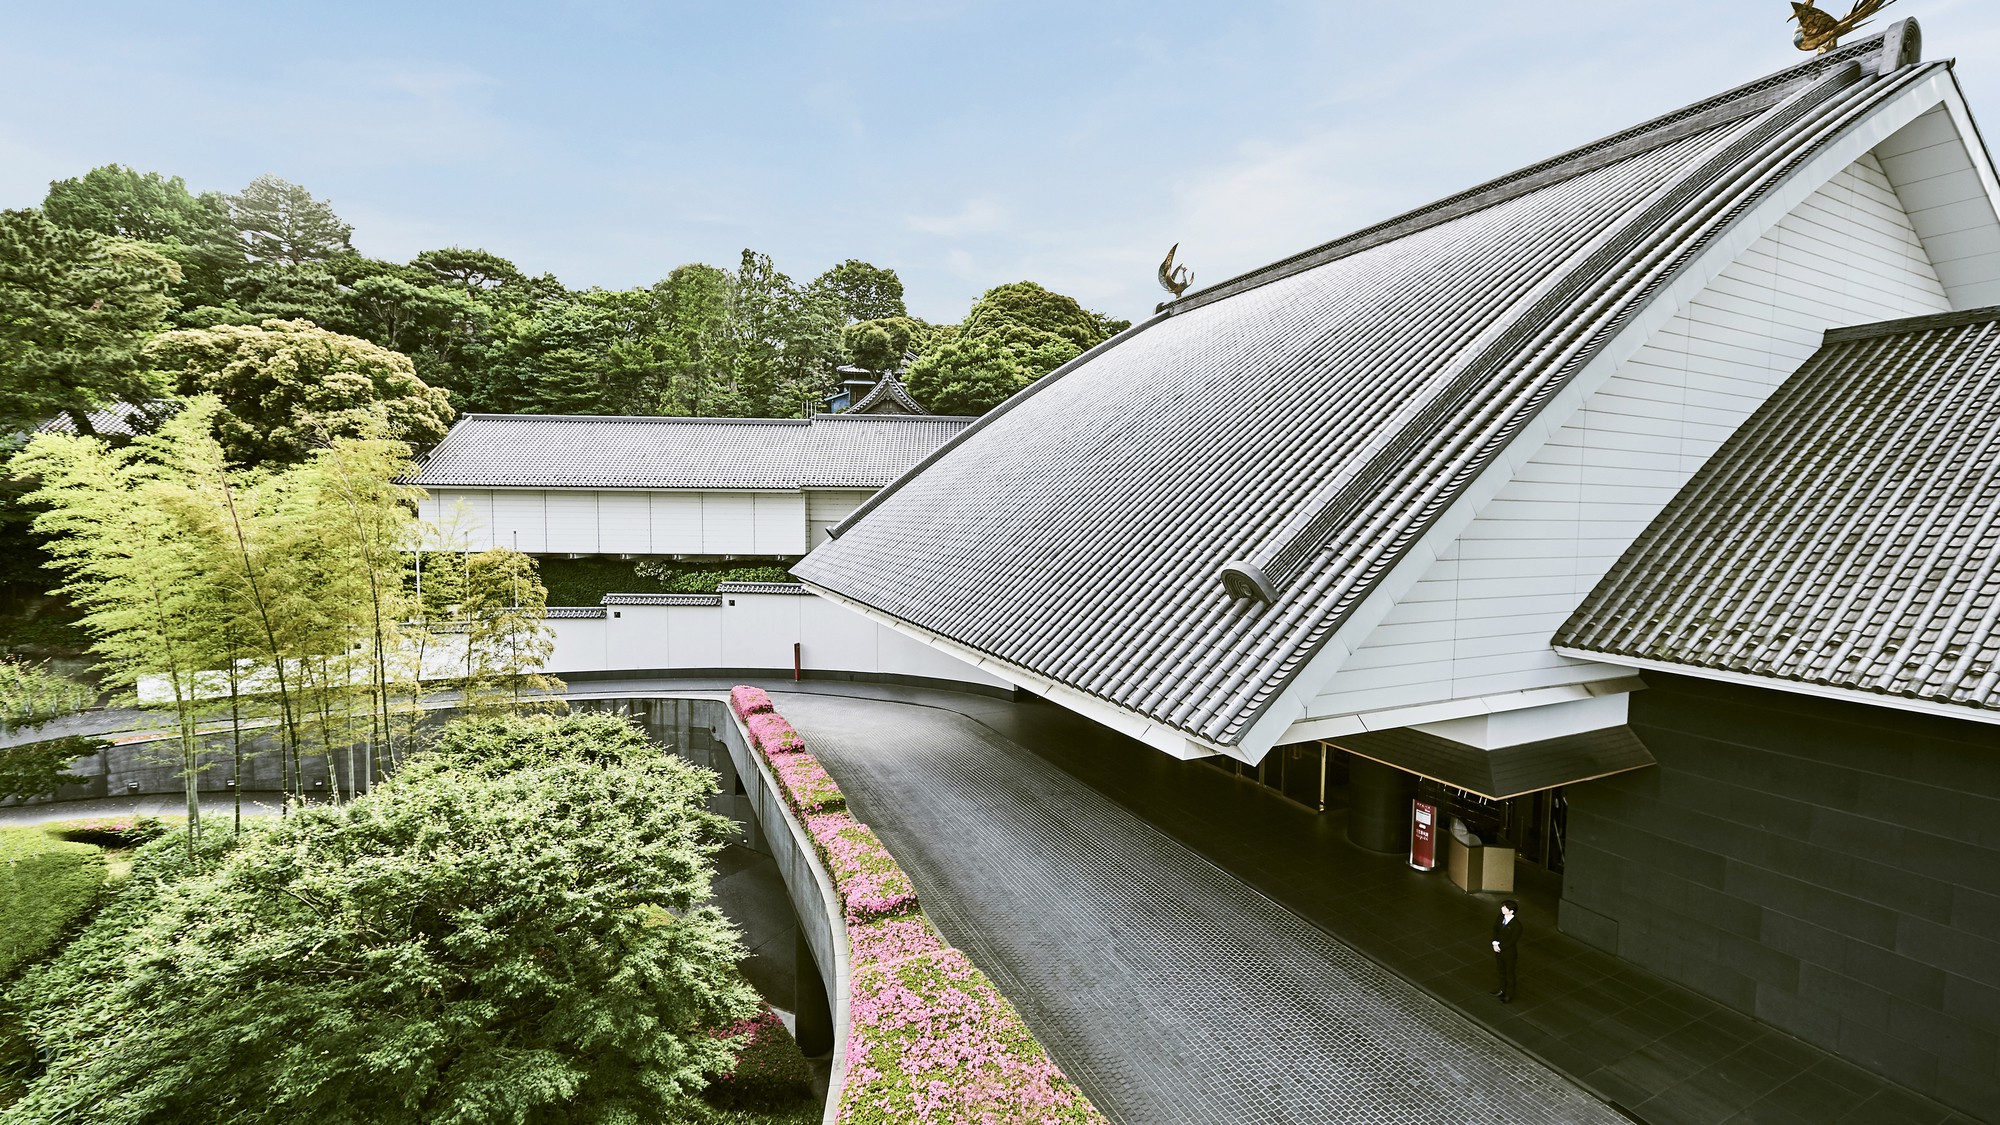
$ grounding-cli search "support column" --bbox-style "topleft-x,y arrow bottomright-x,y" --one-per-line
1347,756 -> 1415,853
793,929 -> 833,1056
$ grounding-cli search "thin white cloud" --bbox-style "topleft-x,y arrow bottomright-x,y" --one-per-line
908,196 -> 1010,236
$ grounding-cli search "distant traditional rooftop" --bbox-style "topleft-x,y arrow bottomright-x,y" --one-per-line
409,411 -> 972,491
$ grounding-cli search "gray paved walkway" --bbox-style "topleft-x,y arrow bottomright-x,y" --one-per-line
777,692 -> 1626,1125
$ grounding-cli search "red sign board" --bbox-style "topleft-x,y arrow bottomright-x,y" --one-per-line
1410,800 -> 1437,871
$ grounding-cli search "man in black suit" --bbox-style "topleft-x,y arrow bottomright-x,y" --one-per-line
1490,899 -> 1521,1002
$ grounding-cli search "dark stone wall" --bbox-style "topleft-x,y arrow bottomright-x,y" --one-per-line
1559,673 -> 2000,1115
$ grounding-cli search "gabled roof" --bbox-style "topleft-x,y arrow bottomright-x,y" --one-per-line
1557,306 -> 2000,718
795,28 -> 1947,753
409,412 -> 972,491
847,371 -> 929,415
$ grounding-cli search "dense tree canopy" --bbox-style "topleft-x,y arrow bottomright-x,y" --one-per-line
145,320 -> 453,465
4,711 -> 758,1125
0,209 -> 178,437
227,174 -> 354,267
906,281 -> 1129,415
11,158 -> 1119,432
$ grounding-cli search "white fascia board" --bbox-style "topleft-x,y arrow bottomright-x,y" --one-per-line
1278,675 -> 1645,746
1231,76 -> 1953,764
1940,71 -> 2000,247
793,579 -> 1234,761
1552,647 -> 2000,729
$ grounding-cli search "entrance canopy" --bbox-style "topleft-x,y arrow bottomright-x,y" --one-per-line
1328,726 -> 1656,801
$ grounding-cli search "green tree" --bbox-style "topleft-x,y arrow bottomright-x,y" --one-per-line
11,403 -> 238,853
0,209 -> 177,437
841,314 -> 938,373
145,319 -> 453,466
905,281 -> 1128,415
648,263 -> 750,417
5,711 -> 757,1125
228,174 -> 354,267
457,546 -> 560,714
811,258 -> 906,323
41,165 -> 243,315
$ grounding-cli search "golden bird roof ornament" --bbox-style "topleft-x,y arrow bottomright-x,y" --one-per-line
1158,243 -> 1193,301
1790,0 -> 1897,53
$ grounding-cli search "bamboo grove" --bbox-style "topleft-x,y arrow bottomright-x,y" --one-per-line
7,397 -> 559,855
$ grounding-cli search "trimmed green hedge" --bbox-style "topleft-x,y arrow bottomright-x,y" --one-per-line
532,557 -> 800,607
0,827 -> 107,981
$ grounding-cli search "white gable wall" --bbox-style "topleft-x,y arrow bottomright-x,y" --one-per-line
419,488 -> 808,556
1299,151 -> 1951,740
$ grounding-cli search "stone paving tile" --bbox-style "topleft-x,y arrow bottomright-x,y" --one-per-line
777,693 -> 1628,1125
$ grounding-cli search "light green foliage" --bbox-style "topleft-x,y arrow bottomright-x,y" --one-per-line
0,827 -> 107,981
906,282 -> 1127,415
457,547 -> 561,714
227,174 -> 354,267
810,260 -> 906,324
0,659 -> 92,730
0,209 -> 178,437
144,319 -> 454,466
3,712 -> 759,1125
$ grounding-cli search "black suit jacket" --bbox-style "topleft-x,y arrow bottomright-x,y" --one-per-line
1492,915 -> 1521,957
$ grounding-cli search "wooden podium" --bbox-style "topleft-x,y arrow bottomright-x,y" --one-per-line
1446,836 -> 1515,894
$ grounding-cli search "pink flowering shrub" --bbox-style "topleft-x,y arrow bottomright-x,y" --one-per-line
742,698 -> 1108,1125
702,1006 -> 814,1111
841,948 -> 1107,1125
772,752 -> 846,817
730,685 -> 775,720
808,812 -> 918,924
848,915 -> 947,969
745,711 -> 806,756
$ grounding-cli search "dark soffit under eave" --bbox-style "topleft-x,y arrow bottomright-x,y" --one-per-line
1326,726 -> 1658,801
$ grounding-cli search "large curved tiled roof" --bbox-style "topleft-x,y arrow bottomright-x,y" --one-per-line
795,31 -> 1943,749
409,412 -> 972,490
1558,307 -> 2000,715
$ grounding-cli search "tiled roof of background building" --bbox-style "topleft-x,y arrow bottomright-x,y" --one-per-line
1557,306 -> 2000,715
795,31 -> 1943,750
409,412 -> 972,490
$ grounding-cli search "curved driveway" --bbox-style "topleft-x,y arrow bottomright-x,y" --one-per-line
776,691 -> 1623,1125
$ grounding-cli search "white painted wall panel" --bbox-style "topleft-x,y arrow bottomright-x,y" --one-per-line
543,492 -> 598,555
753,493 -> 808,555
490,492 -> 548,555
703,495 -> 759,555
806,490 -> 876,546
719,593 -> 803,668
651,493 -> 704,553
597,492 -> 652,555
1309,154 -> 1952,724
666,606 -> 724,669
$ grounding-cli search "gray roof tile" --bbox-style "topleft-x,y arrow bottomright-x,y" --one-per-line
795,33 -> 1941,750
409,413 -> 972,490
1557,305 -> 2000,715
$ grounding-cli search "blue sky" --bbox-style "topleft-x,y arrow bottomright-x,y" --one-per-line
5,2 -> 1997,324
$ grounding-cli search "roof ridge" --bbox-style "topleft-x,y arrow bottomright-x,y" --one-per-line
1168,30 -> 1899,316
459,414 -> 811,427
1822,304 -> 2000,342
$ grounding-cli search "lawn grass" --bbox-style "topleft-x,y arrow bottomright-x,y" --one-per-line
0,827 -> 109,981
1,824 -> 118,1108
